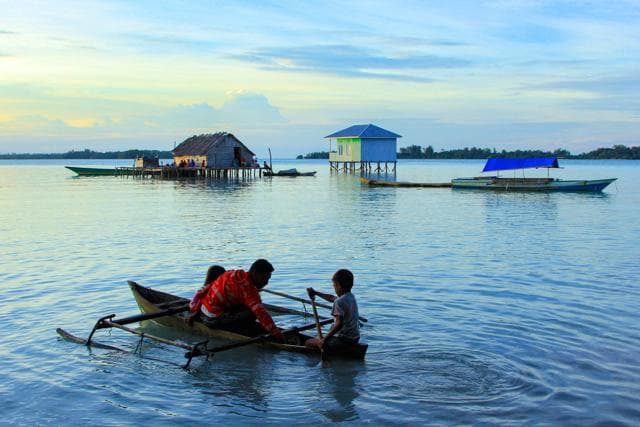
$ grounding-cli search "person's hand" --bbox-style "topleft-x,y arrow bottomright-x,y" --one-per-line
319,338 -> 326,350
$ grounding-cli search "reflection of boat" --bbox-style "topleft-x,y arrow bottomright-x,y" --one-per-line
360,177 -> 451,187
65,166 -> 116,176
451,157 -> 616,192
264,168 -> 316,177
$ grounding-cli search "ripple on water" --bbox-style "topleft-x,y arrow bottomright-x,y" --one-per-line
364,347 -> 549,408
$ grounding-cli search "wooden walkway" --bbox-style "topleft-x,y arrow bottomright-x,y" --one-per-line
115,166 -> 263,179
360,177 -> 451,188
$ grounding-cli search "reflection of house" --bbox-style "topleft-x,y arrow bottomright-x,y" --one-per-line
325,123 -> 401,173
135,156 -> 159,168
172,132 -> 255,168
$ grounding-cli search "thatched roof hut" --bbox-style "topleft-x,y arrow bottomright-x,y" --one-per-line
172,132 -> 255,168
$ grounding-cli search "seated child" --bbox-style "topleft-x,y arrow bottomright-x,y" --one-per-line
305,269 -> 360,352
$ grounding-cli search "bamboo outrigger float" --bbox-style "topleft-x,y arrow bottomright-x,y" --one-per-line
57,281 -> 368,368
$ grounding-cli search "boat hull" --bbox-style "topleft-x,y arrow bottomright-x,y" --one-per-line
264,170 -> 316,177
128,281 -> 367,359
65,166 -> 117,176
451,177 -> 616,192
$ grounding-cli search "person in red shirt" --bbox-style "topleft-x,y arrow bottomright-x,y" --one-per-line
199,259 -> 285,342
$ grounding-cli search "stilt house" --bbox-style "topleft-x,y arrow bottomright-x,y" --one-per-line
172,132 -> 255,168
325,124 -> 401,173
134,156 -> 159,168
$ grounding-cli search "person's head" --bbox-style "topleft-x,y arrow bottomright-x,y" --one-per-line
332,269 -> 354,295
249,259 -> 274,289
205,265 -> 226,285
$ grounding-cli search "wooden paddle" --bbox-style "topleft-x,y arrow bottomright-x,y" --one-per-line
307,289 -> 326,361
261,288 -> 368,322
307,289 -> 323,339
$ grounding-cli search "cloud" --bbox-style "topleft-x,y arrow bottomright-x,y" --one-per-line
230,44 -> 471,82
0,91 -> 286,147
522,76 -> 640,115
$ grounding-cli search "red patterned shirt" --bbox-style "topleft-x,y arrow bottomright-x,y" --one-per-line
201,269 -> 282,338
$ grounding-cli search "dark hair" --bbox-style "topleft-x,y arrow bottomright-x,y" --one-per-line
204,265 -> 226,285
332,269 -> 354,291
249,259 -> 274,275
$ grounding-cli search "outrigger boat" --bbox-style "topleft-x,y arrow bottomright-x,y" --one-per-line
451,157 -> 616,192
65,166 -> 117,176
57,281 -> 367,367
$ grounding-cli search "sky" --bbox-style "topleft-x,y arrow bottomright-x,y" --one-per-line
1,0 -> 639,157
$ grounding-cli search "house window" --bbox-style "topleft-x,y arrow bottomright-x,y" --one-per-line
338,144 -> 343,156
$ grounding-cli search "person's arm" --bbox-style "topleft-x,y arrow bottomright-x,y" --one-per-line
242,287 -> 285,342
307,287 -> 336,303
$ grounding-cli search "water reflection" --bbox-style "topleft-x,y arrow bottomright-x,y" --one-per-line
318,361 -> 365,422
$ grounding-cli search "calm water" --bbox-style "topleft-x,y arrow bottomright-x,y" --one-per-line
1,159 -> 638,425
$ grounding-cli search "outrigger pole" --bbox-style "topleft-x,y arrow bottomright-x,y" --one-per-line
61,311 -> 335,369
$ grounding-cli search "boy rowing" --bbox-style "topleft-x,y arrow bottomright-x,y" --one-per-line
305,269 -> 360,352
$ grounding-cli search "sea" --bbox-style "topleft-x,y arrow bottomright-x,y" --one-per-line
0,158 -> 638,426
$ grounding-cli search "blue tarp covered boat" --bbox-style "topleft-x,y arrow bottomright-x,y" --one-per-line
452,157 -> 616,192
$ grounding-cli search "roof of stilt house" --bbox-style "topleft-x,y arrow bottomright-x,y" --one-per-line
324,124 -> 402,139
172,132 -> 255,156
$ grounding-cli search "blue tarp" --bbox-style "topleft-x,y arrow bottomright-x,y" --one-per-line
482,157 -> 559,172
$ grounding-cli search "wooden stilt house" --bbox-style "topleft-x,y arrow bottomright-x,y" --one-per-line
325,124 -> 401,173
172,132 -> 255,168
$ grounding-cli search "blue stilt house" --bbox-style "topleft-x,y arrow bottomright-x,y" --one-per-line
325,123 -> 401,173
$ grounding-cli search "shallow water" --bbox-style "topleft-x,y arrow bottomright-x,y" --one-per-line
1,159 -> 638,425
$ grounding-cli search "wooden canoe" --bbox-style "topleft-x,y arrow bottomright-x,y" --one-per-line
128,281 -> 368,359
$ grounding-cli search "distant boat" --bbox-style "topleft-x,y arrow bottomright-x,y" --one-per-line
451,157 -> 616,192
65,166 -> 117,176
264,168 -> 316,177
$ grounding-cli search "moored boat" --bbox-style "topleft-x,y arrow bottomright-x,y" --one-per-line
65,166 -> 117,176
264,168 -> 316,177
451,157 -> 616,192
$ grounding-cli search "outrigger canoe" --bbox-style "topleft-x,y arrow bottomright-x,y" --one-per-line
57,281 -> 367,365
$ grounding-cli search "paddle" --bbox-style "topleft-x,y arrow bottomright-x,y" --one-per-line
184,318 -> 334,360
308,289 -> 326,361
307,289 -> 324,339
261,288 -> 368,322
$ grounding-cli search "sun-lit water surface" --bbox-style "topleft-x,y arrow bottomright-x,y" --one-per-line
0,159 -> 638,425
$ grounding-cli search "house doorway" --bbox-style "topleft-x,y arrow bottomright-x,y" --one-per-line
234,147 -> 241,166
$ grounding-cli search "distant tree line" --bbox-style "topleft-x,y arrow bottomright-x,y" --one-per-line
300,151 -> 330,159
298,144 -> 639,160
397,144 -> 639,159
0,149 -> 174,160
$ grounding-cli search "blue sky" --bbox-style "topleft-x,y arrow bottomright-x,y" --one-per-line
1,0 -> 639,156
